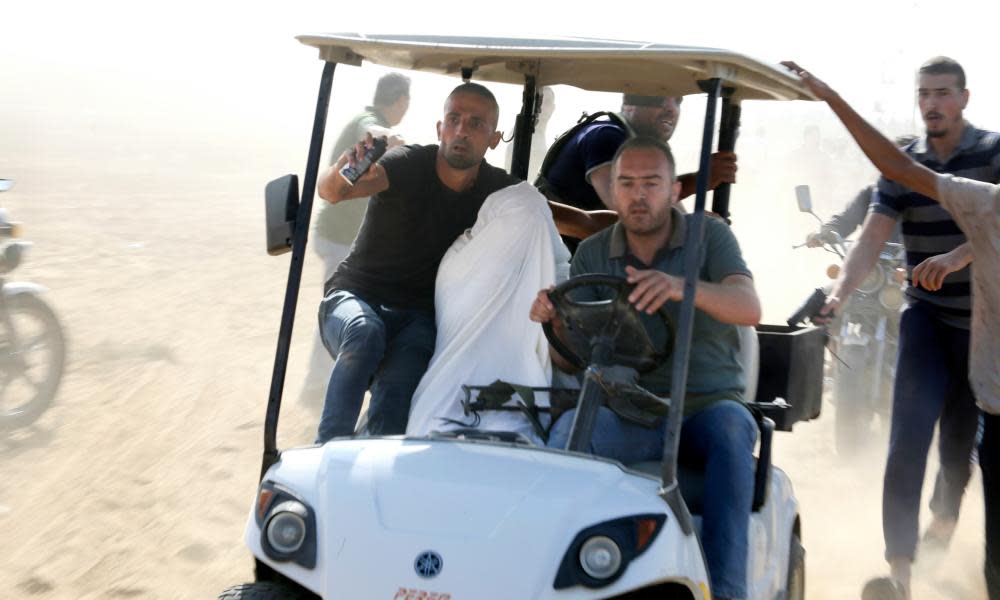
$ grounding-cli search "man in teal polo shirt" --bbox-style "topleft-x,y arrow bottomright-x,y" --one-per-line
530,136 -> 761,600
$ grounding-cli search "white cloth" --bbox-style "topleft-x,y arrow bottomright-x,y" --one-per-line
406,182 -> 572,442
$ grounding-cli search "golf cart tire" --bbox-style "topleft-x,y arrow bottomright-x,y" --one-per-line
217,582 -> 315,600
785,533 -> 805,600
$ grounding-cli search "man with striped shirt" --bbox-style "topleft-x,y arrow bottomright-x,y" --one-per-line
790,57 -> 1000,598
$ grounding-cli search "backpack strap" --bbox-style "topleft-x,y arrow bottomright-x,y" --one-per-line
534,111 -> 632,202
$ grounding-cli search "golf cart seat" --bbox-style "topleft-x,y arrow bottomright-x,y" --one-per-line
737,325 -> 759,402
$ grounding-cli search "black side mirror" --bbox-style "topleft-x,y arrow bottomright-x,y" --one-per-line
265,175 -> 299,256
794,184 -> 813,213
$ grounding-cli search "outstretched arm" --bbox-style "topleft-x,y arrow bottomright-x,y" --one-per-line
781,61 -> 938,200
317,134 -> 391,204
548,201 -> 618,239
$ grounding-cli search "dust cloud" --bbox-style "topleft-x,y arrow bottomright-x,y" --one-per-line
0,15 -> 991,600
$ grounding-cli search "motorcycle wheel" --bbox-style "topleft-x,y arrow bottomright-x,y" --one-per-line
0,292 -> 66,430
833,343 -> 876,456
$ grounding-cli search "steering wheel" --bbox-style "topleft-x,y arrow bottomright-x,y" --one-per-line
542,274 -> 674,374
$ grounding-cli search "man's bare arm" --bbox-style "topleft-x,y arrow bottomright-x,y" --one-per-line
548,201 -> 618,239
912,241 -> 973,291
587,164 -> 615,209
625,267 -> 761,326
692,273 -> 761,326
677,152 -> 738,199
826,212 -> 896,314
782,61 -> 938,200
317,137 -> 391,204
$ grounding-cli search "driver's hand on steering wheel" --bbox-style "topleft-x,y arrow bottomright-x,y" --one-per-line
529,286 -> 558,324
625,266 -> 683,314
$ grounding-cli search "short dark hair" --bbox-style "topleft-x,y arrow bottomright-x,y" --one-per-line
373,72 -> 411,107
918,56 -> 966,90
446,82 -> 500,128
621,94 -> 682,108
623,94 -> 666,107
611,136 -> 677,180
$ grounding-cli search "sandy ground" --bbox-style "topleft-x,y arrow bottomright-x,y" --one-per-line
0,144 -> 989,600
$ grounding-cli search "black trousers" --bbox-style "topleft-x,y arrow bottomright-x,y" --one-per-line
883,303 -> 979,560
983,411 -> 1000,599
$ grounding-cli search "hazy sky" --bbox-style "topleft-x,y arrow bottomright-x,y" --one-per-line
7,0 -> 999,204
5,0 -> 999,132
2,0 -> 998,319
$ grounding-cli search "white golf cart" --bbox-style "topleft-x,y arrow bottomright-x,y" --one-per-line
224,34 -> 826,600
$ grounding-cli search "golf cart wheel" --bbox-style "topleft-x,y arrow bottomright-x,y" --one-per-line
218,582 -> 314,600
786,533 -> 805,600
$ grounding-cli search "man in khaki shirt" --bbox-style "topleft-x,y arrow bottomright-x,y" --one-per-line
784,61 -> 999,600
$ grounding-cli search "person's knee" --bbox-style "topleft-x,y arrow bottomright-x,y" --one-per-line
336,316 -> 387,361
704,401 -> 758,452
546,408 -> 623,451
546,410 -> 576,448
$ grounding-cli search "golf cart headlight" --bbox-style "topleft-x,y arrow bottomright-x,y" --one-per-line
554,514 -> 665,590
255,483 -> 317,569
266,507 -> 307,554
579,535 -> 622,579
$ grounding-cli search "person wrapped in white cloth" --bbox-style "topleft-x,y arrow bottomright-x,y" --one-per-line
406,181 -> 571,444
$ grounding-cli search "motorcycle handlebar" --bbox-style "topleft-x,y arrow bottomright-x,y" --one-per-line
821,230 -> 845,246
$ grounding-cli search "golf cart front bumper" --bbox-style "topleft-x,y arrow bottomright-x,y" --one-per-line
245,438 -> 710,599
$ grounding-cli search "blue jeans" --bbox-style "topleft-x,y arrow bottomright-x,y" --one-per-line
547,400 -> 757,599
883,302 -> 979,561
982,411 -> 1000,600
316,290 -> 435,442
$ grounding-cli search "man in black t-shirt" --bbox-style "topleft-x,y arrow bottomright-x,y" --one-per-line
314,82 -> 515,442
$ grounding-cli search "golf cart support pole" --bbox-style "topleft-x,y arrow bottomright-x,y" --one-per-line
565,339 -> 614,453
509,75 -> 538,181
659,77 -> 722,536
711,92 -> 740,221
261,61 -> 337,481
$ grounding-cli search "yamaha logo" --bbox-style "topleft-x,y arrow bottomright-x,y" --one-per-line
414,550 -> 443,578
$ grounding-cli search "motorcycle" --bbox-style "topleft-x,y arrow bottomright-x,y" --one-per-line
0,179 -> 67,431
792,185 -> 904,455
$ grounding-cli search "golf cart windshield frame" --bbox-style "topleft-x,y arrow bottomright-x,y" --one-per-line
261,33 -> 815,523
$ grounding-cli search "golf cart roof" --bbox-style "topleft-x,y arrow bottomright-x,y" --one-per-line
296,33 -> 816,103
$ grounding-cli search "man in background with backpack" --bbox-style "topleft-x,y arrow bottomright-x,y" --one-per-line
536,94 -> 738,219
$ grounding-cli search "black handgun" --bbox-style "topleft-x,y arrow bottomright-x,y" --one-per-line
787,287 -> 830,327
